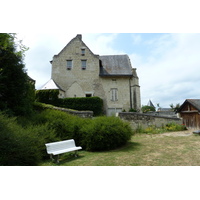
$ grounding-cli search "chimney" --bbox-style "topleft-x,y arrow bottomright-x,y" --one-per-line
76,34 -> 82,40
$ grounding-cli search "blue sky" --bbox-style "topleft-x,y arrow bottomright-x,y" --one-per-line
18,33 -> 200,108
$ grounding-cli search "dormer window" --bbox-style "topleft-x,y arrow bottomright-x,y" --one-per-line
67,60 -> 72,70
81,48 -> 85,56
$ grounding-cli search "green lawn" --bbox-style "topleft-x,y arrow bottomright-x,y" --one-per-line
41,132 -> 200,166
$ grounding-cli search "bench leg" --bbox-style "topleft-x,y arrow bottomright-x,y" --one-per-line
50,154 -> 54,162
55,155 -> 59,163
74,151 -> 78,157
50,154 -> 59,163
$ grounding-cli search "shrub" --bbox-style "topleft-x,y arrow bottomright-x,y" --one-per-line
35,89 -> 59,105
35,94 -> 103,116
30,109 -> 88,145
81,116 -> 133,151
164,123 -> 187,131
59,97 -> 103,116
0,113 -> 42,165
133,123 -> 187,134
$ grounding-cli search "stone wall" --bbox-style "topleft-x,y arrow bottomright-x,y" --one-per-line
144,111 -> 177,118
52,106 -> 93,118
118,112 -> 182,129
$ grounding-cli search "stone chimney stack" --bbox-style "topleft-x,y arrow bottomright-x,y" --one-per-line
76,34 -> 82,40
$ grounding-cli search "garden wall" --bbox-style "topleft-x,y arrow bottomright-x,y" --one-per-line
52,106 -> 93,118
118,112 -> 182,129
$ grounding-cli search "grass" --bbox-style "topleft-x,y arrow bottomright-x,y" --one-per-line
41,132 -> 200,166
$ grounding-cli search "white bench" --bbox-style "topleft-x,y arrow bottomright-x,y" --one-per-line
45,139 -> 82,163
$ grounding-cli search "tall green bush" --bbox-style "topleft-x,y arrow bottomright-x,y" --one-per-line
81,116 -> 133,151
0,113 -> 42,165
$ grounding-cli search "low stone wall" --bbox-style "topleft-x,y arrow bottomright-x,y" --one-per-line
144,111 -> 177,118
53,106 -> 93,118
118,112 -> 182,129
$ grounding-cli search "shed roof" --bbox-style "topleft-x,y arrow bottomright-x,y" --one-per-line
39,79 -> 64,91
177,99 -> 200,112
99,55 -> 135,77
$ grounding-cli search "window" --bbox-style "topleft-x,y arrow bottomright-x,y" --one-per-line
66,60 -> 72,70
111,88 -> 118,101
81,60 -> 87,70
86,94 -> 92,97
81,48 -> 85,56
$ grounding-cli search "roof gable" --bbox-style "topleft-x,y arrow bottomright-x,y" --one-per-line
39,79 -> 64,91
177,99 -> 200,112
55,34 -> 98,58
99,55 -> 134,77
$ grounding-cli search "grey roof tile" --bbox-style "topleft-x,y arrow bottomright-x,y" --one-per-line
99,55 -> 134,77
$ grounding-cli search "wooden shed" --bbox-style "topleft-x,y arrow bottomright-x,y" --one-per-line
177,99 -> 200,129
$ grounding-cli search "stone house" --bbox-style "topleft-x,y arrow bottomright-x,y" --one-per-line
41,34 -> 141,115
177,99 -> 200,129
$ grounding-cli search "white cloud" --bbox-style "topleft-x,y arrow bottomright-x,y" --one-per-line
83,33 -> 124,55
137,33 -> 200,107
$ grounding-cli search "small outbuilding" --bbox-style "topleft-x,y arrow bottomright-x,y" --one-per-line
177,99 -> 200,129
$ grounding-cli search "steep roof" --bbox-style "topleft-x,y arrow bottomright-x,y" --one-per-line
39,79 -> 64,91
99,55 -> 135,77
177,99 -> 200,112
147,100 -> 155,108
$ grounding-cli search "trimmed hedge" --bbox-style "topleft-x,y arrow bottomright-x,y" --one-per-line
35,90 -> 103,116
35,89 -> 59,105
59,97 -> 103,116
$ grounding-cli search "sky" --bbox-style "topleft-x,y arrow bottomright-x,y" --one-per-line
17,33 -> 200,108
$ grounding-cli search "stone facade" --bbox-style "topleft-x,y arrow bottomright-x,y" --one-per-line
49,34 -> 141,115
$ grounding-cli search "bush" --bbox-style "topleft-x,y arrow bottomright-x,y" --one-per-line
81,116 -> 133,151
164,123 -> 187,132
28,109 -> 87,146
35,92 -> 103,116
35,89 -> 59,105
0,113 -> 42,165
133,123 -> 187,134
59,97 -> 103,116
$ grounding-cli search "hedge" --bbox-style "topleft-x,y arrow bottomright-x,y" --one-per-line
35,90 -> 103,116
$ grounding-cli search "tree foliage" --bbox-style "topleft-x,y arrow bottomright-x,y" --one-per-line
141,105 -> 156,113
169,103 -> 180,112
0,33 -> 34,116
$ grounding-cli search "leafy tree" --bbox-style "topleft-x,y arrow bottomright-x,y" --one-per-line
0,33 -> 34,116
141,105 -> 156,113
169,103 -> 180,112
